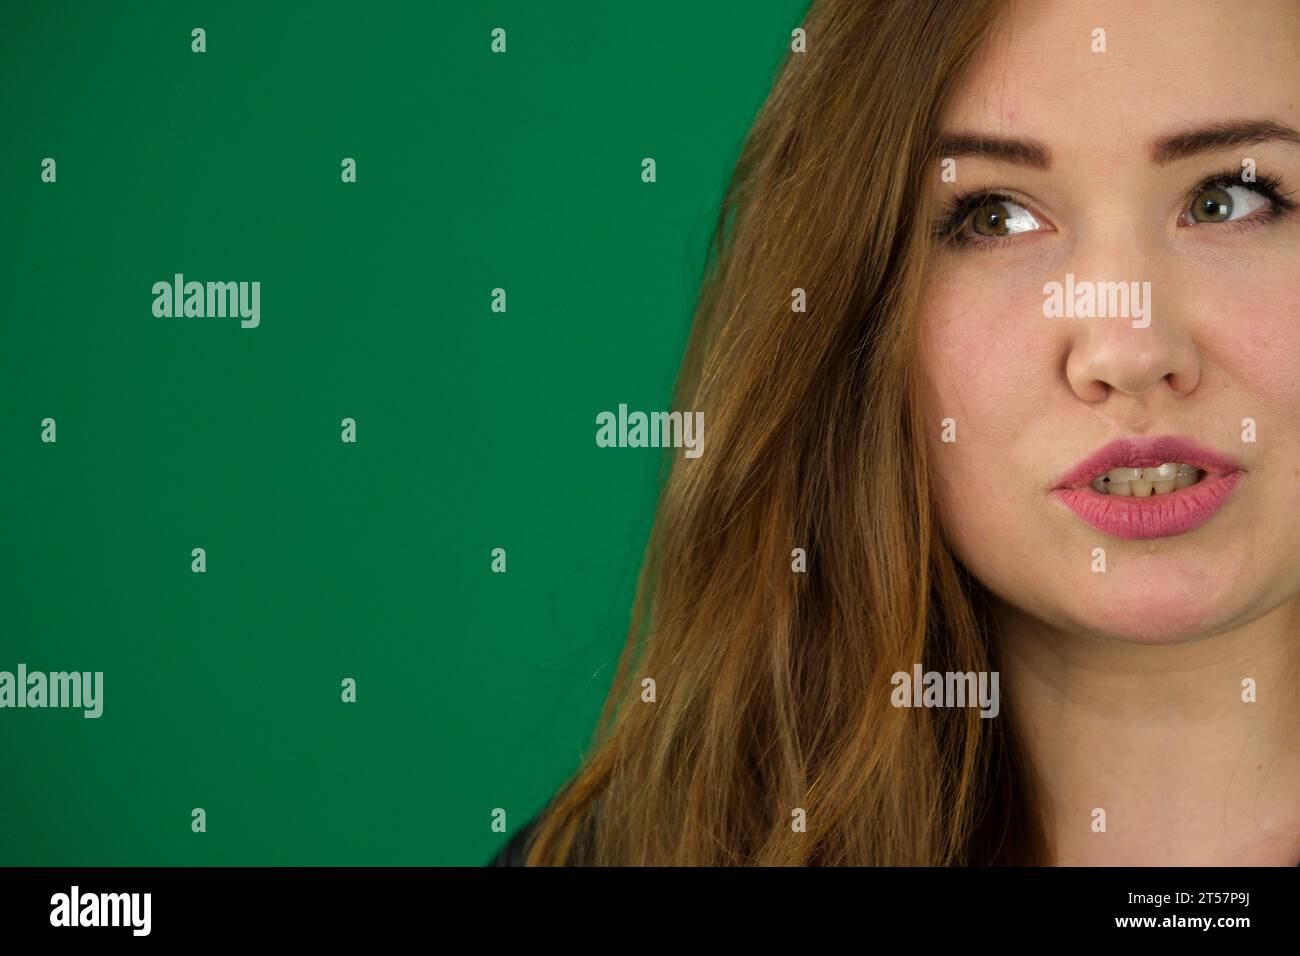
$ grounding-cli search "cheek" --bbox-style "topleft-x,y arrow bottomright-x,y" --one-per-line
1225,271 -> 1300,608
1208,266 -> 1300,414
920,268 -> 1043,429
918,265 -> 1053,539
1193,255 -> 1300,518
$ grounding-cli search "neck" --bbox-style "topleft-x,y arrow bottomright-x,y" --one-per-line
995,596 -> 1300,866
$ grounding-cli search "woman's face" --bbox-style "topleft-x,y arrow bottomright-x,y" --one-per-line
918,0 -> 1300,645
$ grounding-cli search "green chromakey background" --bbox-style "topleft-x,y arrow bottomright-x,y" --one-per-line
0,0 -> 808,864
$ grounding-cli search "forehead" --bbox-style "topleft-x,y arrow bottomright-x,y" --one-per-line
944,0 -> 1300,152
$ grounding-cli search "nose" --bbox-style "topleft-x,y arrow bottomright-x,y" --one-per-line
1061,231 -> 1200,405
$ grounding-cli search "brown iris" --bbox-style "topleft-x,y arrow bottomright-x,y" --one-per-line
969,201 -> 1011,236
1190,186 -> 1232,223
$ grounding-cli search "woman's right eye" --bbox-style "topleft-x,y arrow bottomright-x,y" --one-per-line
964,198 -> 1042,238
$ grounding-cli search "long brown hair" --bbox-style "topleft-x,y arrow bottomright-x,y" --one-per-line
526,0 -> 1051,865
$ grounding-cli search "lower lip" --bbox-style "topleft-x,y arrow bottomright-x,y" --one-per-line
1052,471 -> 1244,540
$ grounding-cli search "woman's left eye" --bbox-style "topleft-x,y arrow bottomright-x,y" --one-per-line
1181,183 -> 1270,225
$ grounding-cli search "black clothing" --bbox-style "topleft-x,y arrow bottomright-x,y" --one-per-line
486,814 -> 1300,865
487,815 -> 541,866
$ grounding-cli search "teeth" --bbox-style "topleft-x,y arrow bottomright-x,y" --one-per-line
1090,462 -> 1203,496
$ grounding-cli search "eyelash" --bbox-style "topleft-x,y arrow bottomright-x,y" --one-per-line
934,170 -> 1298,249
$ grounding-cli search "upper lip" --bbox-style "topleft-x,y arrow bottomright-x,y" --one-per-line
1055,435 -> 1245,490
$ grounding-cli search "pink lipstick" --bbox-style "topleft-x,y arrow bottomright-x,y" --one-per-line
1052,436 -> 1244,540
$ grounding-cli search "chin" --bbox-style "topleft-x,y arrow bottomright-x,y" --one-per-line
1064,582 -> 1245,646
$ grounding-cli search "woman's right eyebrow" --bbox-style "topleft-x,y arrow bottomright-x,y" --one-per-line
935,133 -> 1052,170
937,119 -> 1300,173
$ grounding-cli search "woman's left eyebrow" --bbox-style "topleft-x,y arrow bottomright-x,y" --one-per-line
937,119 -> 1300,172
1151,119 -> 1300,165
